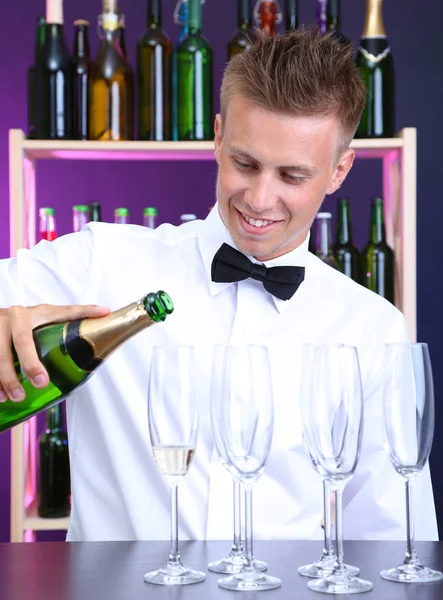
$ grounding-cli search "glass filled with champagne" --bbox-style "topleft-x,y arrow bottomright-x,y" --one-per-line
144,345 -> 205,585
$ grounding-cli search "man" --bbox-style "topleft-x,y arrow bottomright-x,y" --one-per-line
0,28 -> 438,542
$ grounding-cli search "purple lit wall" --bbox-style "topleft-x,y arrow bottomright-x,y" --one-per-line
1,0 -> 442,542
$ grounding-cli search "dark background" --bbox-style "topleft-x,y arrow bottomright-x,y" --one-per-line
0,0 -> 442,542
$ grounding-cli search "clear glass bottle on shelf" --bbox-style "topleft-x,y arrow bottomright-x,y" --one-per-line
73,204 -> 90,232
180,213 -> 197,224
314,212 -> 340,270
143,207 -> 158,228
114,207 -> 130,224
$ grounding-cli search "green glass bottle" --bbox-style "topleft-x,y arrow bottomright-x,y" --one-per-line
228,0 -> 256,61
176,0 -> 213,141
38,404 -> 71,518
333,197 -> 360,282
172,0 -> 189,141
0,292 -> 173,433
362,197 -> 394,302
73,19 -> 92,141
355,0 -> 394,138
285,0 -> 298,30
326,0 -> 350,44
88,202 -> 102,222
137,0 -> 173,140
27,17 -> 46,140
315,212 -> 340,270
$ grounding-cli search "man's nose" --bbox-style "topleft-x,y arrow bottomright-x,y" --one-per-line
243,172 -> 278,213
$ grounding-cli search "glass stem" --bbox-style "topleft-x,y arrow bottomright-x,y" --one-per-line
244,483 -> 255,571
168,480 -> 181,566
231,477 -> 244,556
323,480 -> 334,559
334,487 -> 346,574
405,479 -> 419,565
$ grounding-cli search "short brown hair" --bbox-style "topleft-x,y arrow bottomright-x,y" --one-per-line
220,26 -> 366,156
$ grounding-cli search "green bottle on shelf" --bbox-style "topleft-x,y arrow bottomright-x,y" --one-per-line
27,17 -> 47,140
228,0 -> 256,60
362,197 -> 394,303
89,202 -> 102,222
38,404 -> 71,518
333,197 -> 360,282
176,0 -> 213,140
0,292 -> 174,433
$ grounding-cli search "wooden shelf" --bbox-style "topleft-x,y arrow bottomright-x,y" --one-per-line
17,133 -> 403,162
24,500 -> 70,532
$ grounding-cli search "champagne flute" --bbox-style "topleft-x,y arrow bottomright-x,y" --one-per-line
208,344 -> 267,574
143,345 -> 206,586
380,343 -> 443,583
211,344 -> 281,591
301,344 -> 372,594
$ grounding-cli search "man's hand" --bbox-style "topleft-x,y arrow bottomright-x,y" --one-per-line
0,304 -> 110,403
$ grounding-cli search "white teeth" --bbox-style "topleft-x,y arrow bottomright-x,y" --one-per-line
242,213 -> 273,228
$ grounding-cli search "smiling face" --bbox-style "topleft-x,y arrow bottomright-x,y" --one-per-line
214,96 -> 356,261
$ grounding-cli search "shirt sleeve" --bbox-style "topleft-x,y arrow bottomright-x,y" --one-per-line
343,308 -> 439,541
0,224 -> 100,309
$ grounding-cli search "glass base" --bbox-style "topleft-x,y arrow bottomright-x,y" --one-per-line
308,572 -> 373,595
218,570 -> 281,591
208,554 -> 267,574
298,556 -> 360,578
380,563 -> 443,583
144,562 -> 206,586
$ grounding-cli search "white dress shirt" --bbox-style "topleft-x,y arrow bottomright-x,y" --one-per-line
0,205 -> 438,542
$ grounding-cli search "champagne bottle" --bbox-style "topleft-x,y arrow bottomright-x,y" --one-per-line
73,205 -> 90,232
0,291 -> 174,433
315,212 -> 340,270
90,0 -> 134,141
114,207 -> 130,224
35,0 -> 76,140
356,0 -> 394,138
39,207 -> 57,242
143,207 -> 158,228
254,0 -> 281,36
326,0 -> 350,44
285,0 -> 298,31
38,402 -> 71,518
38,206 -> 71,518
27,17 -> 46,140
73,20 -> 92,141
89,202 -> 102,222
228,0 -> 256,60
176,0 -> 213,141
137,0 -> 173,141
362,197 -> 394,302
172,0 -> 189,141
333,197 -> 360,282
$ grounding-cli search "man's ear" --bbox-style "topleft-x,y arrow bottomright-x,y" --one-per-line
214,114 -> 222,165
325,149 -> 355,195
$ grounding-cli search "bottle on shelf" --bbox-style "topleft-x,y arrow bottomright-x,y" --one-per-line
27,17 -> 46,140
314,212 -> 340,270
37,205 -> 71,519
90,0 -> 134,141
73,205 -> 90,232
228,0 -> 256,61
73,20 -> 92,141
137,0 -> 173,141
39,207 -> 57,242
355,0 -> 394,138
180,213 -> 197,223
285,0 -> 298,31
89,202 -> 102,222
333,197 -> 360,282
87,202 -> 102,222
254,0 -> 282,36
35,0 -> 76,140
176,0 -> 213,141
316,0 -> 327,34
143,207 -> 158,228
117,12 -> 127,56
0,292 -> 174,433
326,0 -> 350,44
172,0 -> 189,141
361,197 -> 394,303
114,207 -> 130,224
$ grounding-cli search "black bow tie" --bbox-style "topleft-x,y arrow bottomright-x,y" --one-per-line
211,243 -> 305,301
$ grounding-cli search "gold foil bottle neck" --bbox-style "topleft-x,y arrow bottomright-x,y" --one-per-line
362,0 -> 386,37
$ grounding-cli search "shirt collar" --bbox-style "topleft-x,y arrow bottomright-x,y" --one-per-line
197,204 -> 310,315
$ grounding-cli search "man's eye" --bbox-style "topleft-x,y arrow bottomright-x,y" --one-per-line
283,173 -> 306,184
233,159 -> 252,170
